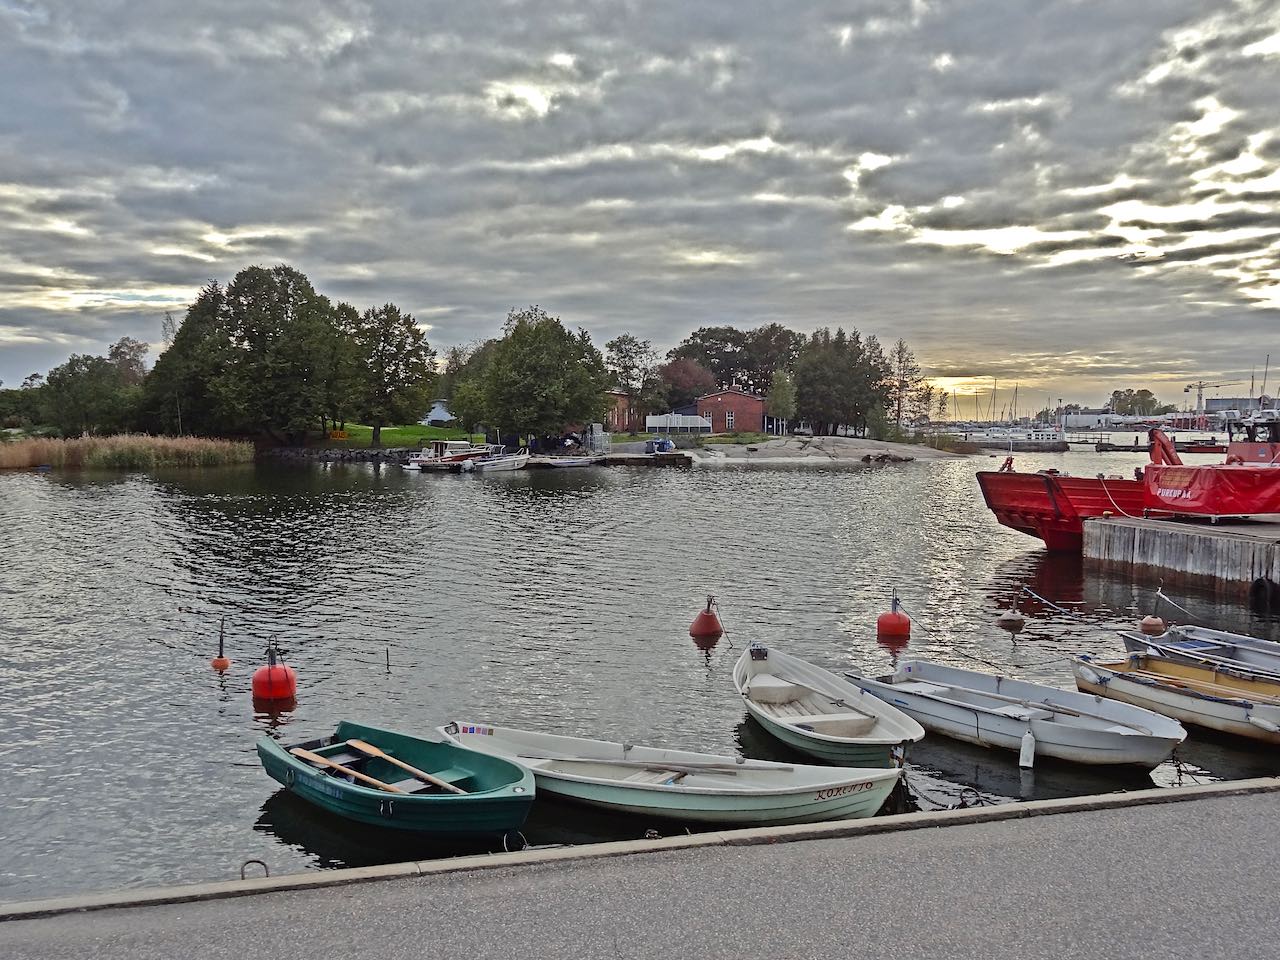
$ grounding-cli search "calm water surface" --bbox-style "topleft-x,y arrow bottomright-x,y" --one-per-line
2,449 -> 1277,899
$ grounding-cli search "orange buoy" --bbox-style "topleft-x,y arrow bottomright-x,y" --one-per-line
211,620 -> 232,672
877,593 -> 911,639
690,596 -> 724,639
1139,615 -> 1166,636
252,643 -> 297,701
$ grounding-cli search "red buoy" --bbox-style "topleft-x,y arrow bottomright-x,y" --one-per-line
690,596 -> 724,639
252,644 -> 297,701
211,620 -> 231,672
1139,615 -> 1166,636
877,593 -> 911,639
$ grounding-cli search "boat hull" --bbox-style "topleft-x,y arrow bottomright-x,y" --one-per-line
846,661 -> 1184,768
438,722 -> 900,826
1073,656 -> 1280,743
977,470 -> 1145,552
257,721 -> 534,835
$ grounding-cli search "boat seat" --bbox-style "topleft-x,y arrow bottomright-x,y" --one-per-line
747,674 -> 805,705
319,750 -> 367,766
428,766 -> 472,785
622,769 -> 682,784
990,704 -> 1054,722
893,681 -> 949,695
789,712 -> 877,737
387,777 -> 436,794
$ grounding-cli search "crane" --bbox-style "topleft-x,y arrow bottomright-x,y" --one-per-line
1184,380 -> 1243,417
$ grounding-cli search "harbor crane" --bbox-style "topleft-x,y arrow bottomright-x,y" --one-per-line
1184,379 -> 1243,417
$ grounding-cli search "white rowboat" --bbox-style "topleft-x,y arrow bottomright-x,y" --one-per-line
732,644 -> 924,767
845,659 -> 1185,768
437,722 -> 900,825
465,451 -> 530,472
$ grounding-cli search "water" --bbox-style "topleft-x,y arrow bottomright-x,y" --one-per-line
2,451 -> 1277,900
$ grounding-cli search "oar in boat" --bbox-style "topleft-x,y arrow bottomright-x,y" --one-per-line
289,747 -> 406,793
346,738 -> 467,795
938,684 -> 1155,735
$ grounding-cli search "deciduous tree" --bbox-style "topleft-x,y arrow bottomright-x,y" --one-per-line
348,303 -> 437,446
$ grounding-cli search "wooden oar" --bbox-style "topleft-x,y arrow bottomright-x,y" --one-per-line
289,747 -> 405,793
937,683 -> 1155,735
346,738 -> 468,795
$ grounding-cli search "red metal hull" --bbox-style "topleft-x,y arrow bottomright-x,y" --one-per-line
977,471 -> 1145,552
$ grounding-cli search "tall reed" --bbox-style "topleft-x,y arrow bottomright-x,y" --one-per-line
0,435 -> 255,469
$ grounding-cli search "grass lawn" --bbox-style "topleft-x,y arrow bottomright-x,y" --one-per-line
610,432 -> 658,443
325,424 -> 482,448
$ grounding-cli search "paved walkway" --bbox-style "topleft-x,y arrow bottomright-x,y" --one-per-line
3,793 -> 1275,960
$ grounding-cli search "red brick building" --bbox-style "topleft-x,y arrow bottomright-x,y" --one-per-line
606,389 -> 643,433
696,387 -> 765,434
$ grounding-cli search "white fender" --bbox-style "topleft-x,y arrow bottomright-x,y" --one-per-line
1248,714 -> 1280,733
1077,665 -> 1102,686
1019,731 -> 1036,769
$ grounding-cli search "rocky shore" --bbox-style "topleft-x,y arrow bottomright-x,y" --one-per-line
260,446 -> 417,464
691,435 -> 962,463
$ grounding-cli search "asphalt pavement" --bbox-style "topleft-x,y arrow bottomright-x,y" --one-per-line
3,792 -> 1275,960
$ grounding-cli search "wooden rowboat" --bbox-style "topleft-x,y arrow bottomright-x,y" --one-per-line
437,721 -> 900,826
257,720 -> 534,835
846,659 -> 1185,768
1073,654 -> 1280,743
732,643 -> 924,767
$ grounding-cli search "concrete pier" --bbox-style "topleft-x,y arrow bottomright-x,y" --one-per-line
1084,515 -> 1280,593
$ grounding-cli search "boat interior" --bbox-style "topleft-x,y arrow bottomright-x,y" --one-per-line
744,673 -> 879,738
885,678 -> 1140,732
520,756 -> 751,787
290,736 -> 478,794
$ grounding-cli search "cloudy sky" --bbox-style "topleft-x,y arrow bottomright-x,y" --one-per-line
3,0 -> 1280,409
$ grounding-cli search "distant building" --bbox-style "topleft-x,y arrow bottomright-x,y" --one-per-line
696,387 -> 765,433
419,399 -> 454,426
1062,408 -> 1113,429
606,389 -> 643,433
1207,397 -> 1268,413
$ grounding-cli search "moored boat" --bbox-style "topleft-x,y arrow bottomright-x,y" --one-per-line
845,659 -> 1185,768
411,439 -> 500,471
1073,653 -> 1280,742
1120,625 -> 1280,680
530,454 -> 605,468
464,450 -> 530,472
732,643 -> 924,767
437,721 -> 900,825
256,720 -> 534,835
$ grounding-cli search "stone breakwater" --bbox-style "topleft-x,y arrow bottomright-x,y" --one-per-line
261,447 -> 417,464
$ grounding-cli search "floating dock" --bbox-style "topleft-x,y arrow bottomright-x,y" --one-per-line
603,452 -> 693,468
1083,516 -> 1280,594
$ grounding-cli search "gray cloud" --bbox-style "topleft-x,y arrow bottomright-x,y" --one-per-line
1,0 -> 1279,404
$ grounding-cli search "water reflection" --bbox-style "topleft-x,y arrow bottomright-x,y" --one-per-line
4,456 -> 1280,899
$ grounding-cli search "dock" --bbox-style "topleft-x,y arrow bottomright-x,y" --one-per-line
603,452 -> 692,467
1083,515 -> 1280,593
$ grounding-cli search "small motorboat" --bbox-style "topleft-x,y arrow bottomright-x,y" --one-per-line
464,450 -> 530,472
537,454 -> 604,468
411,440 -> 500,471
437,722 -> 900,826
732,643 -> 924,767
1120,625 -> 1280,679
257,720 -> 534,835
1073,653 -> 1280,742
845,659 -> 1185,768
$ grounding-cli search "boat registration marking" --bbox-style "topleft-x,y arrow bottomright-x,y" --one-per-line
814,781 -> 875,800
461,725 -> 494,735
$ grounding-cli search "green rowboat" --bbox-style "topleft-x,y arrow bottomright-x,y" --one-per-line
257,720 -> 534,836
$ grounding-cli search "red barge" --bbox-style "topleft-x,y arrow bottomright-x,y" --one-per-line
978,422 -> 1280,552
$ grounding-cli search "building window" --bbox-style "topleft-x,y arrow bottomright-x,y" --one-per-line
726,410 -> 735,430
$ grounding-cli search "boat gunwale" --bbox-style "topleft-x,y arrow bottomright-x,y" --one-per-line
1073,655 -> 1280,709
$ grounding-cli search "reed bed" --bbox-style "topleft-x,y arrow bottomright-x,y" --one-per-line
0,435 -> 255,469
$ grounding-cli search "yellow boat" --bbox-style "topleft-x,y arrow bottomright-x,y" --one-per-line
1072,653 -> 1280,743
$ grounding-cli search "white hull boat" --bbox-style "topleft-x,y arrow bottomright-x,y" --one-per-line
845,660 -> 1185,768
536,455 -> 604,468
1120,625 -> 1280,679
437,722 -> 900,825
732,644 -> 923,767
464,451 -> 530,473
1073,654 -> 1280,743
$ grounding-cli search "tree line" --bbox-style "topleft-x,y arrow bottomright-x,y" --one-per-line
1,263 -> 938,441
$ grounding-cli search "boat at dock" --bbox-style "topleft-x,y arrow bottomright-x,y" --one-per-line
844,660 -> 1185,767
410,440 -> 501,471
256,720 -> 534,835
437,721 -> 901,825
463,450 -> 530,472
956,426 -> 1069,452
1120,625 -> 1280,680
1073,653 -> 1280,742
528,454 -> 605,468
732,643 -> 924,766
979,425 -> 1280,551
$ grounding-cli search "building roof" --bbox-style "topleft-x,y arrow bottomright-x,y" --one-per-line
696,386 -> 764,402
